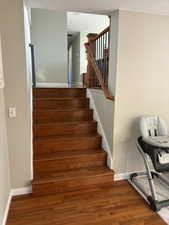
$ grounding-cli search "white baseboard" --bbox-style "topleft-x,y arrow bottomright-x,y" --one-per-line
36,83 -> 68,88
2,186 -> 32,225
114,171 -> 144,181
114,172 -> 132,181
87,89 -> 113,169
2,191 -> 12,225
11,186 -> 32,196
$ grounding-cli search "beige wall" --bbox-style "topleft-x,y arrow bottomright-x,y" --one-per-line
31,9 -> 68,84
80,31 -> 88,75
0,0 -> 31,188
112,11 -> 169,174
0,42 -> 11,223
0,89 -> 11,225
109,10 -> 119,96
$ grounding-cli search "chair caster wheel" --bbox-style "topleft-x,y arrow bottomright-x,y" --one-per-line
130,173 -> 138,181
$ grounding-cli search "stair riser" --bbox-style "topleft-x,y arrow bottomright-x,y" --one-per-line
32,174 -> 114,196
33,110 -> 93,123
34,153 -> 107,174
34,122 -> 97,137
33,99 -> 89,110
34,137 -> 102,154
33,88 -> 86,98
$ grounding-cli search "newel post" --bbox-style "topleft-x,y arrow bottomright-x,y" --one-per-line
85,33 -> 98,88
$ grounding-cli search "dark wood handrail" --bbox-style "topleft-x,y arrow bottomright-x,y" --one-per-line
92,26 -> 110,42
85,43 -> 114,101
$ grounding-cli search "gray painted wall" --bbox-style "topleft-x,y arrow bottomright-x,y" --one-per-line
31,9 -> 68,84
70,33 -> 80,84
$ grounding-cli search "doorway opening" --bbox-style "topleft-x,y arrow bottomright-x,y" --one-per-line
67,12 -> 109,87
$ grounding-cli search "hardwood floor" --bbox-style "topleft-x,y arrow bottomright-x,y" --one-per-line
6,181 -> 166,225
6,88 -> 166,224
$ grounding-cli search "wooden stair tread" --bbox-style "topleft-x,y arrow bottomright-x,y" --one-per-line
33,98 -> 89,110
34,134 -> 102,154
34,149 -> 106,161
34,97 -> 88,100
33,167 -> 114,184
34,134 -> 101,141
34,87 -> 86,89
34,109 -> 92,112
33,88 -> 86,99
33,120 -> 97,126
33,109 -> 94,123
33,98 -> 89,102
33,121 -> 97,137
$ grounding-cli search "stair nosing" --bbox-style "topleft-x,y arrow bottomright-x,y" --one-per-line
33,87 -> 86,90
33,107 -> 90,111
34,109 -> 93,112
33,120 -> 97,126
34,134 -> 101,141
33,97 -> 89,101
32,168 -> 114,185
33,149 -> 106,161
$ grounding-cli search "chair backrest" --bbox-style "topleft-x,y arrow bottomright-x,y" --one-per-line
139,116 -> 168,138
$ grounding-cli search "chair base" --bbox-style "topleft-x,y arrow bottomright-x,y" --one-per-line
130,171 -> 169,211
129,140 -> 169,212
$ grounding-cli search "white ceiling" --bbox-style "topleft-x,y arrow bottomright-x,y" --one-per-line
67,12 -> 109,33
26,0 -> 169,15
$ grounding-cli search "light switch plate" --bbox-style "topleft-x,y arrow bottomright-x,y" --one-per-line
9,107 -> 16,118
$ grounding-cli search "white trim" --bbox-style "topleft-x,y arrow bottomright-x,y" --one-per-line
2,191 -> 12,225
87,89 -> 113,169
11,186 -> 32,196
2,186 -> 32,224
36,83 -> 68,88
114,172 -> 131,181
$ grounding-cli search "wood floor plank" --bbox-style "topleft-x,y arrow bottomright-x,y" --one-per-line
6,181 -> 166,225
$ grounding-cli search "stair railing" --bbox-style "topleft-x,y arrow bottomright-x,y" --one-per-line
84,27 -> 114,100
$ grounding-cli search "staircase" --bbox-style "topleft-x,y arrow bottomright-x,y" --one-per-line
32,88 -> 114,196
